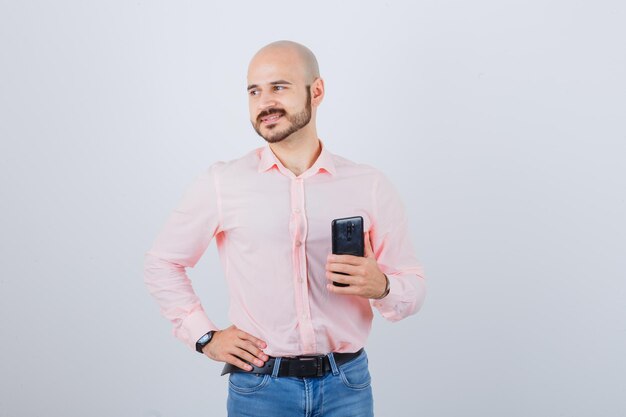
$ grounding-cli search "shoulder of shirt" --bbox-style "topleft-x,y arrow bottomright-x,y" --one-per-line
331,152 -> 387,180
197,147 -> 262,178
331,152 -> 402,199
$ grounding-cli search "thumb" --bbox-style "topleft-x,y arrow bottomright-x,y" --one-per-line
364,230 -> 375,259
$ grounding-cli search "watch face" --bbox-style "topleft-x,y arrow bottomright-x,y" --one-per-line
198,334 -> 210,344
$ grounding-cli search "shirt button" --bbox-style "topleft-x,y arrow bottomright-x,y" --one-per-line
294,208 -> 301,213
297,276 -> 303,283
295,241 -> 302,247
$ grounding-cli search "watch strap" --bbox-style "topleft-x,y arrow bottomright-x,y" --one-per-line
195,330 -> 215,354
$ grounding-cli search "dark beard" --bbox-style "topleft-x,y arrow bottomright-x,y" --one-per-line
252,87 -> 312,143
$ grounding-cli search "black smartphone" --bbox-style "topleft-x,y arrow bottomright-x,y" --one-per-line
331,216 -> 364,287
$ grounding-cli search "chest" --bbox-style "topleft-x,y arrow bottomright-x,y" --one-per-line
219,173 -> 374,246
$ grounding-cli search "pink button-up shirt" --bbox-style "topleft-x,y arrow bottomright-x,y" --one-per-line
144,140 -> 426,357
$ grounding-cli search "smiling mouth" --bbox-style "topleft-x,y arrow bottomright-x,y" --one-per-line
259,109 -> 285,125
260,113 -> 283,125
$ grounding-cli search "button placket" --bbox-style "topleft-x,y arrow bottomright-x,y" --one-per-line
291,177 -> 315,353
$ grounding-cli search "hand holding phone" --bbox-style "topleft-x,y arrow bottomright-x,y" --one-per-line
331,216 -> 364,287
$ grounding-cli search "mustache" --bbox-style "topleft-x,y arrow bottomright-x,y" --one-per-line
257,108 -> 286,123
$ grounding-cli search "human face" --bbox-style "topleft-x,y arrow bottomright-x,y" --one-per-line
247,50 -> 315,143
249,85 -> 312,143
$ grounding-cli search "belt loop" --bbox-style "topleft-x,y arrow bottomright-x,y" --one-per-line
271,357 -> 282,378
327,352 -> 340,376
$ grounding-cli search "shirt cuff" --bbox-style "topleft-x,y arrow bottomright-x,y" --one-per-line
176,309 -> 220,350
369,273 -> 426,322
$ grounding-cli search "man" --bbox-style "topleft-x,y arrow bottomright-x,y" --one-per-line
144,40 -> 426,417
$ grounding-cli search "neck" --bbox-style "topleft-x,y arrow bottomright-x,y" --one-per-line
268,123 -> 321,177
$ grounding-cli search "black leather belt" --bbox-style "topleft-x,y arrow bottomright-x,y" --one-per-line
221,348 -> 364,377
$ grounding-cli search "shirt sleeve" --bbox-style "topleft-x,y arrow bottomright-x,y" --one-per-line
143,163 -> 223,350
369,171 -> 427,321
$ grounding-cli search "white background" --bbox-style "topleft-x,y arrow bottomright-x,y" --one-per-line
1,1 -> 625,416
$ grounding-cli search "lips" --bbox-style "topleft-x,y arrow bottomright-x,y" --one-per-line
258,109 -> 285,125
261,114 -> 282,124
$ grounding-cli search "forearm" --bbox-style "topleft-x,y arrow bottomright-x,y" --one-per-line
144,165 -> 223,349
144,252 -> 218,350
369,170 -> 427,322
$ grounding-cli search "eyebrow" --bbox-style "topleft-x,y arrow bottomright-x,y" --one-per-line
247,80 -> 293,91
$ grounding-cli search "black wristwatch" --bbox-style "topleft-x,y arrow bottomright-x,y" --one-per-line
195,330 -> 216,354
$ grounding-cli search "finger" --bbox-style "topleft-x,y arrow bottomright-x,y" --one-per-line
326,262 -> 360,275
364,231 -> 375,258
327,254 -> 362,266
238,340 -> 269,362
233,346 -> 266,367
326,270 -> 354,285
226,353 -> 254,372
326,282 -> 359,296
237,330 -> 267,350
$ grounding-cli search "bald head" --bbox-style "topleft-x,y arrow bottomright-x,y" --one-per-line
249,40 -> 320,84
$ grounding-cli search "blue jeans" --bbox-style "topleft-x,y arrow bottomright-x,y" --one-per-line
226,349 -> 374,417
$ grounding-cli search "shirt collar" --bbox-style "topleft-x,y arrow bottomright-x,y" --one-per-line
257,139 -> 337,177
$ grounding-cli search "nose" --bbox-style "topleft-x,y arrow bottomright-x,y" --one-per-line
257,91 -> 277,112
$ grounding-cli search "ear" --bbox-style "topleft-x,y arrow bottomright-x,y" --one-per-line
311,77 -> 325,107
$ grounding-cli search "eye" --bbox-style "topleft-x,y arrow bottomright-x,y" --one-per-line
248,89 -> 259,96
273,85 -> 285,92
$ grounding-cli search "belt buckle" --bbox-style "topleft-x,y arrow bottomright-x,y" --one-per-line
295,356 -> 324,377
